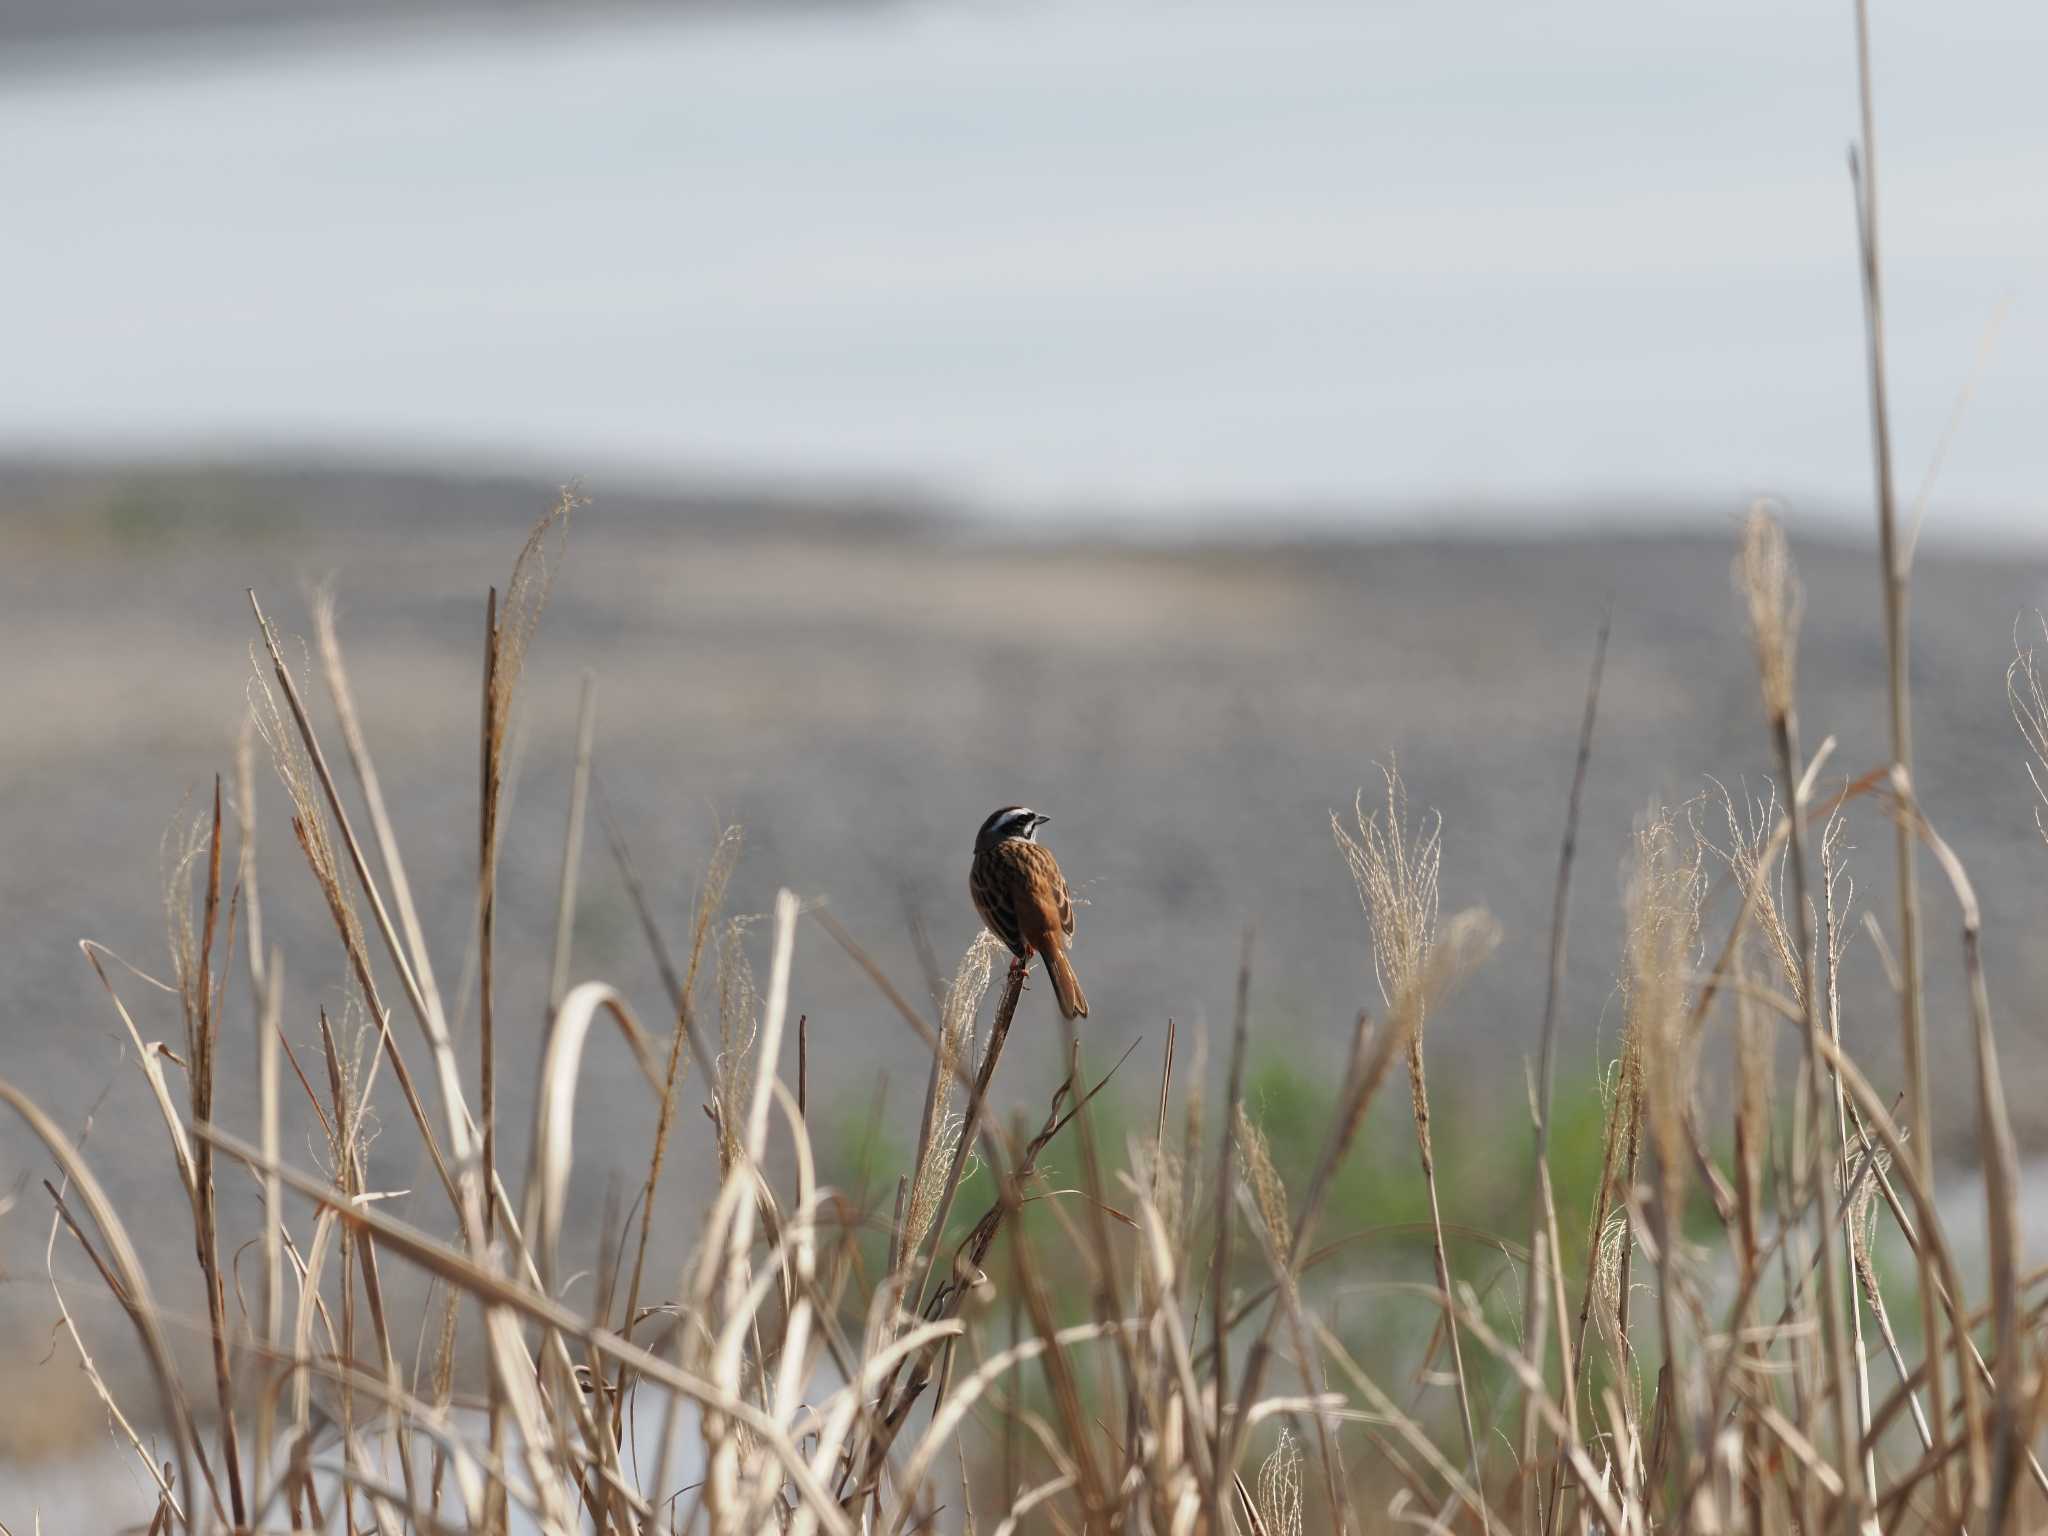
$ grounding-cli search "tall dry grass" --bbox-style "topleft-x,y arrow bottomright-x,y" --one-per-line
8,7 -> 2046,1531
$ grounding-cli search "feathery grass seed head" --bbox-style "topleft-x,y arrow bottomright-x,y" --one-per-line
1624,804 -> 1706,1206
713,915 -> 762,1175
248,652 -> 371,1003
1709,781 -> 1803,1005
1737,502 -> 1803,724
1234,1106 -> 1293,1267
160,802 -> 210,1047
905,932 -> 998,1257
487,490 -> 575,770
2008,614 -> 2048,845
1332,758 -> 1443,1033
1256,1426 -> 1304,1536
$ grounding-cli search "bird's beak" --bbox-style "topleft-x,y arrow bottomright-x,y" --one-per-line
1032,814 -> 1052,828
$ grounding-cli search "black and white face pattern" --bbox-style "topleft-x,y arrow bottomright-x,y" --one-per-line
975,805 -> 1049,854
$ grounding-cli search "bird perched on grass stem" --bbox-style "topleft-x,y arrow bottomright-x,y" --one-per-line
969,806 -> 1088,1019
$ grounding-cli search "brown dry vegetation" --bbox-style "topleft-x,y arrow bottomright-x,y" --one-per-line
5,7 -> 2048,1533
13,484 -> 2047,1534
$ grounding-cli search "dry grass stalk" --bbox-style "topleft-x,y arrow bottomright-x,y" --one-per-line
479,489 -> 575,1241
1737,504 -> 1860,1516
1729,937 -> 1772,1535
0,1079 -> 205,1526
1223,903 -> 1498,1519
44,1164 -> 183,1525
549,673 -> 599,1010
905,932 -> 998,1262
1627,805 -> 1719,1510
1525,617 -> 1605,1536
1820,812 -> 1880,1507
608,817 -> 741,1434
1207,924 -> 1254,1534
310,588 -> 450,1056
1848,1 -> 1947,1518
1332,763 -> 1486,1532
1907,800 -> 2026,1528
248,600 -> 465,1218
164,782 -> 248,1528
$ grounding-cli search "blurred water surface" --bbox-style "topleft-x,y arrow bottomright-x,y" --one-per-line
3,0 -> 2047,530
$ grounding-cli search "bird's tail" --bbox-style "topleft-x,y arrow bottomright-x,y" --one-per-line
1043,941 -> 1089,1021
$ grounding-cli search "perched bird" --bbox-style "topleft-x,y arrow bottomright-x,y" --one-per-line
969,806 -> 1089,1020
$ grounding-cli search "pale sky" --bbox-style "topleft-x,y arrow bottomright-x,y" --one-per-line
3,0 -> 2045,536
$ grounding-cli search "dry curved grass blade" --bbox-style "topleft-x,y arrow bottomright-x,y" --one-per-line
0,1078 -> 209,1529
1223,905 -> 1499,1488
78,940 -> 197,1199
43,1181 -> 183,1523
194,1118 -> 859,1536
888,1320 -> 1132,1536
519,979 -> 665,1289
701,890 -> 800,1525
990,1472 -> 1076,1536
249,594 -> 468,1222
310,587 -> 452,1043
1901,780 -> 2023,1527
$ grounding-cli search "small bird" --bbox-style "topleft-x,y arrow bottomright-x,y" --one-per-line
968,805 -> 1089,1020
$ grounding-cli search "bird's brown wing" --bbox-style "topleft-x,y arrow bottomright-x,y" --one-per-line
970,847 -> 1026,956
1010,844 -> 1072,956
1014,844 -> 1087,1019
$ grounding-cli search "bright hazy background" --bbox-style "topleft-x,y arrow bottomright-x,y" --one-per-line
4,0 -> 2046,531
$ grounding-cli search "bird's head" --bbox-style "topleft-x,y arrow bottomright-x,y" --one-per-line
976,805 -> 1049,853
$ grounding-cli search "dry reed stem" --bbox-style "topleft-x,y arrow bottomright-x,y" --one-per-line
1904,791 -> 2025,1530
869,1039 -> 1137,1528
1332,765 -> 1484,1534
1849,2 -> 1947,1520
249,594 -> 468,1220
1820,812 -> 1880,1509
198,1117 -> 858,1536
1206,925 -> 1254,1536
608,816 -> 738,1434
1528,615 -> 1605,1536
479,492 -> 574,1245
1308,1317 -> 1518,1536
1223,906 -> 1498,1508
80,941 -> 198,1197
827,949 -> 1042,1510
1606,804 -> 1702,1503
43,1177 -> 184,1522
1052,1010 -> 1157,1516
0,1079 -> 207,1526
255,949 -> 286,1499
1739,504 -> 1860,1518
310,590 -> 452,1070
548,673 -> 599,1014
178,781 -> 249,1528
1381,1281 -> 1635,1536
